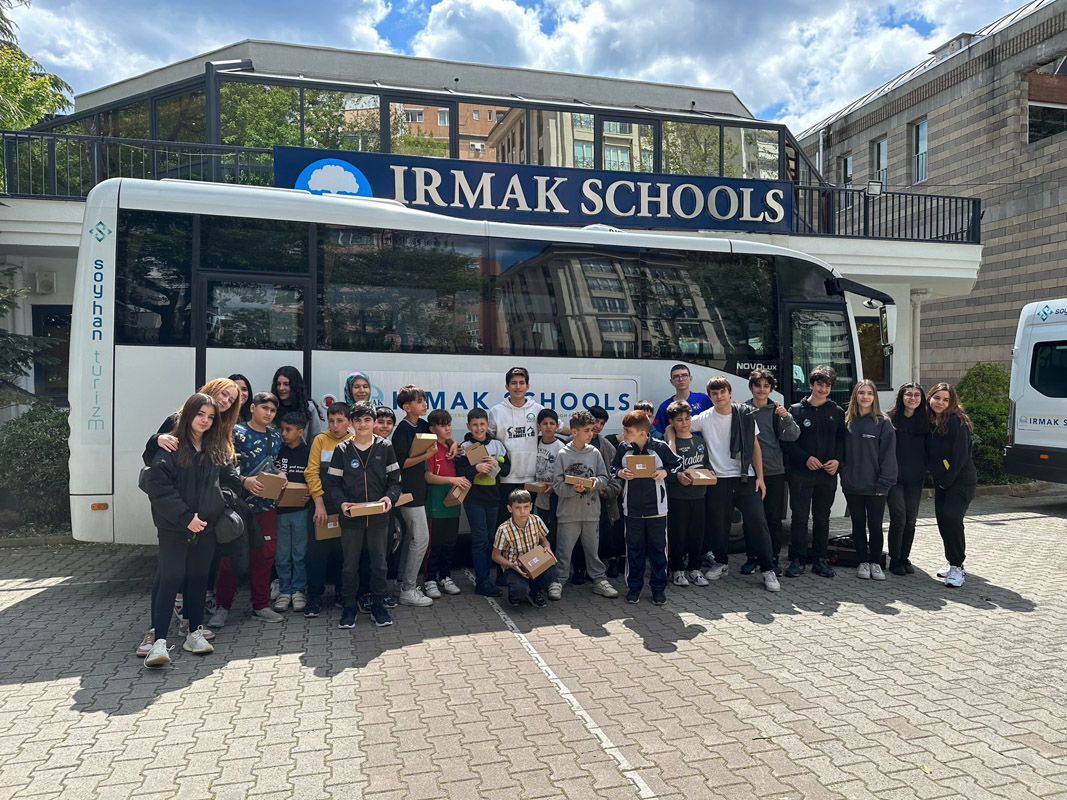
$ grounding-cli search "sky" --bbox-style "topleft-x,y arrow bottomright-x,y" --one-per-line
9,0 -> 1035,134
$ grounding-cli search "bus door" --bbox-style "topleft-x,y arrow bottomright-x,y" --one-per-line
781,303 -> 857,407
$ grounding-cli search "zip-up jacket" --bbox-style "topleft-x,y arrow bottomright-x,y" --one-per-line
306,430 -> 352,499
591,434 -> 621,523
142,413 -> 180,466
783,398 -> 847,474
841,414 -> 898,495
551,442 -> 607,523
457,434 -> 511,506
607,439 -> 682,517
930,415 -> 978,490
145,447 -> 242,537
488,397 -> 544,483
324,436 -> 403,529
743,399 -> 800,476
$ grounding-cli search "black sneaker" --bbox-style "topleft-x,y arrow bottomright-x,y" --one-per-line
570,569 -> 587,586
507,597 -> 522,607
475,582 -> 503,597
529,591 -> 547,608
605,559 -> 619,579
356,593 -> 372,614
651,590 -> 666,605
625,589 -> 640,604
812,558 -> 835,578
383,595 -> 398,608
303,597 -> 322,618
783,559 -> 805,578
890,559 -> 907,576
903,560 -> 915,575
338,608 -> 357,629
739,557 -> 759,576
772,558 -> 783,577
370,603 -> 393,627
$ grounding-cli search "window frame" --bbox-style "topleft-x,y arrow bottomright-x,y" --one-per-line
855,314 -> 892,390
1029,339 -> 1067,397
912,119 -> 927,184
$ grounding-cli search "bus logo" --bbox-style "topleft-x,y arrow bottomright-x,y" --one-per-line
295,158 -> 373,198
1039,304 -> 1052,321
91,221 -> 112,241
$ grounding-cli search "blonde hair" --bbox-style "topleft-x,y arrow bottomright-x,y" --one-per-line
845,379 -> 883,425
172,377 -> 240,459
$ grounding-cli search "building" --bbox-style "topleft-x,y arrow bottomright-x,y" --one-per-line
799,0 -> 1067,384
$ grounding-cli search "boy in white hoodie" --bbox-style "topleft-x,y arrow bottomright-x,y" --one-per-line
489,367 -> 545,527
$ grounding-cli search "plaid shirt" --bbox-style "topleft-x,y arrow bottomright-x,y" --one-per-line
493,515 -> 549,561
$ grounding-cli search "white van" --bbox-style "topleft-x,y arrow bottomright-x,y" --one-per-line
1005,298 -> 1067,483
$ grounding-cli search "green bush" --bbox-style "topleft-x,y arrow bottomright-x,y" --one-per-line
0,402 -> 71,527
964,398 -> 1018,485
956,361 -> 1010,405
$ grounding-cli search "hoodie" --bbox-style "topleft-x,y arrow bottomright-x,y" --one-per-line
456,434 -> 511,507
488,397 -> 544,483
841,414 -> 898,495
551,441 -> 607,523
743,399 -> 801,476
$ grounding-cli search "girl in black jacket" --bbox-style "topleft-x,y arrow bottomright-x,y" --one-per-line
885,383 -> 931,575
142,393 -> 245,667
927,383 -> 978,588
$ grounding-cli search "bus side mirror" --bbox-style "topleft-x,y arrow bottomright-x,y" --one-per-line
880,304 -> 897,346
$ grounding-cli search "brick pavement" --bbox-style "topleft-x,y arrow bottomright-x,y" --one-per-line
0,489 -> 1065,799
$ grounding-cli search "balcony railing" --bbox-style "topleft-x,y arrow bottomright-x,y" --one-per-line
1,130 -> 980,245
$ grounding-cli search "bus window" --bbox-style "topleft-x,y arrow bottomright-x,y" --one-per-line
201,215 -> 309,273
1030,341 -> 1067,397
790,308 -> 856,406
206,281 -> 305,350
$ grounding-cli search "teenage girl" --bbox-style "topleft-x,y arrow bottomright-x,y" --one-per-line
927,383 -> 977,588
886,383 -> 931,575
272,366 -> 323,443
229,373 -> 253,423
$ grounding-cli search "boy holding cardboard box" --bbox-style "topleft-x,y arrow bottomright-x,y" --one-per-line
423,409 -> 471,598
274,412 -> 311,613
456,408 -> 509,597
492,489 -> 559,608
324,401 -> 403,629
665,401 -> 710,587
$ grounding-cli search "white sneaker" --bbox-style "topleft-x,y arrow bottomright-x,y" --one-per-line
135,628 -> 155,657
700,550 -> 716,568
204,592 -> 218,615
704,563 -> 729,581
207,607 -> 228,628
857,562 -> 871,580
870,564 -> 886,581
936,562 -> 951,578
183,626 -> 214,654
269,578 -> 281,601
291,592 -> 307,612
547,582 -> 563,601
273,593 -> 292,612
440,577 -> 461,595
945,566 -> 966,587
253,607 -> 284,623
671,570 -> 690,587
687,570 -> 709,586
593,579 -> 618,598
763,570 -> 781,593
423,581 -> 442,599
399,588 -> 433,607
144,638 -> 171,668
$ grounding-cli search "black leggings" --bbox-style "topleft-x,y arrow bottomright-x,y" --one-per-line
844,493 -> 886,564
152,530 -> 216,638
935,484 -> 974,568
887,481 -> 923,564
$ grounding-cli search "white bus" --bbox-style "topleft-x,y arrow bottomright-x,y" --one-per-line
69,178 -> 884,544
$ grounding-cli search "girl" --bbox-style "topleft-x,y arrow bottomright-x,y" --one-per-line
272,366 -> 323,444
229,373 -> 253,423
841,380 -> 897,581
927,383 -> 977,588
886,383 -> 931,575
345,372 -> 372,404
142,393 -> 249,667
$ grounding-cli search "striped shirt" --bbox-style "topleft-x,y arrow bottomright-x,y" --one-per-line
493,515 -> 549,561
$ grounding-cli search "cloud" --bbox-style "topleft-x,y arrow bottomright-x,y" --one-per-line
307,164 -> 362,194
348,0 -> 397,52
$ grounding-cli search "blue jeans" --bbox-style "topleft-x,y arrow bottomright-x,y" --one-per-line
275,509 -> 309,594
464,502 -> 496,586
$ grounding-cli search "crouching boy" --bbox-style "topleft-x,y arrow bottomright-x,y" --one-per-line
492,489 -> 559,608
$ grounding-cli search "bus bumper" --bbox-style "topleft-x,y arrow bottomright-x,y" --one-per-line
70,496 -> 114,542
1004,445 -> 1067,484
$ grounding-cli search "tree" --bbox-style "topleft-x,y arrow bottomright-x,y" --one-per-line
0,0 -> 71,129
0,268 -> 57,405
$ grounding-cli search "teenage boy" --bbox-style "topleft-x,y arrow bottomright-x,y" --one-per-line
274,412 -> 311,613
391,384 -> 436,607
664,401 -> 710,587
492,489 -> 559,608
682,377 -> 781,592
423,409 -> 470,599
589,406 -> 623,578
742,369 -> 800,576
324,401 -> 402,628
212,391 -> 284,626
457,408 -> 510,597
374,406 -> 396,439
303,402 -> 351,618
533,408 -> 564,540
489,367 -> 545,525
653,364 -> 712,436
549,410 -> 618,600
783,365 -> 847,579
607,410 -> 682,605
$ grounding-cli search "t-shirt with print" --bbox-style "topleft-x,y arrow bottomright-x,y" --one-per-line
690,409 -> 759,478
426,440 -> 461,519
276,441 -> 310,514
391,417 -> 431,507
233,422 -> 282,513
667,434 -> 709,500
534,437 -> 564,511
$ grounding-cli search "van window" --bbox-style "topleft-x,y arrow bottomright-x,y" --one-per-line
1030,340 -> 1067,397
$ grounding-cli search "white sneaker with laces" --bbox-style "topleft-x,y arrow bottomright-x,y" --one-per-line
547,582 -> 563,601
207,608 -> 228,628
869,564 -> 886,581
440,577 -> 461,595
253,607 -> 284,623
763,570 -> 781,593
593,579 -> 618,598
269,578 -> 281,601
945,566 -> 966,587
704,563 -> 729,581
688,570 -> 709,586
144,638 -> 171,668
857,562 -> 871,580
936,562 -> 951,578
136,628 -> 155,657
423,580 -> 442,599
672,570 -> 690,586
183,626 -> 214,654
399,588 -> 433,607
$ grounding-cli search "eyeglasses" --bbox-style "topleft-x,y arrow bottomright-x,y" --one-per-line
670,374 -> 689,381
903,392 -> 923,398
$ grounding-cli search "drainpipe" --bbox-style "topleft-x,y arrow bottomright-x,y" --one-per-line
911,289 -> 928,384
818,128 -> 826,176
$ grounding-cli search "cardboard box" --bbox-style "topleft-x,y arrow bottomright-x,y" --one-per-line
518,545 -> 557,578
443,483 -> 469,507
344,501 -> 388,518
315,514 -> 341,541
688,468 -> 718,485
625,455 -> 657,476
464,442 -> 488,465
395,492 -> 413,507
276,481 -> 309,508
256,471 -> 288,500
409,433 -> 438,457
564,474 -> 598,491
524,481 -> 552,493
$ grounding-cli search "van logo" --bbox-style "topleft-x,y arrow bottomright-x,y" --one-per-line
1039,304 -> 1052,321
91,221 -> 112,242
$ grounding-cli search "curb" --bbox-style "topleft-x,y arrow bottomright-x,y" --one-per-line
0,535 -> 79,549
920,481 -> 1053,500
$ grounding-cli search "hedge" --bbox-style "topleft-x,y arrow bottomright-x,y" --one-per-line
0,402 -> 71,527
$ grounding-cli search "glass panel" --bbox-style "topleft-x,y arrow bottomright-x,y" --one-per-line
201,216 -> 308,273
32,306 -> 71,404
155,89 -> 206,143
304,90 -> 381,152
574,141 -> 594,169
739,128 -> 779,179
601,117 -> 652,173
220,82 -> 300,147
661,121 -> 720,176
722,126 -> 744,177
318,227 -> 488,354
790,308 -> 855,406
1030,340 -> 1067,397
531,110 -> 592,168
856,318 -> 889,387
99,101 -> 148,139
1029,104 -> 1067,144
115,210 -> 193,345
52,116 -> 96,136
459,102 -> 524,163
207,281 -> 304,350
389,102 -> 449,157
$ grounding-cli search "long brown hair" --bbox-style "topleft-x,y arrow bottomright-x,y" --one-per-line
845,379 -> 883,425
927,382 -> 973,434
174,393 -> 228,468
887,382 -> 931,434
172,377 -> 239,459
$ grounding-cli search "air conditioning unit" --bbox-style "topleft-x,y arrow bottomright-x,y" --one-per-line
34,271 -> 56,295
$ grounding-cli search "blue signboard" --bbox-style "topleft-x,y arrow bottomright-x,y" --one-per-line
274,145 -> 792,233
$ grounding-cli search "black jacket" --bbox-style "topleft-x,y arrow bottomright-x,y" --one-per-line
930,415 -> 978,489
145,447 -> 242,537
892,427 -> 930,484
783,398 -> 847,474
142,413 -> 179,466
728,403 -> 759,479
324,436 -> 403,528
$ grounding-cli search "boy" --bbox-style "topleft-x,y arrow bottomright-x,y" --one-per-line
550,410 -> 618,600
211,391 -> 284,626
374,406 -> 396,439
742,369 -> 800,576
423,409 -> 471,599
664,401 -> 710,587
492,489 -> 560,608
489,367 -> 545,527
653,364 -> 713,437
533,409 -> 564,541
274,412 -> 311,613
303,402 -> 351,618
390,384 -> 436,607
607,410 -> 682,605
324,401 -> 403,628
589,406 -> 623,578
456,408 -> 510,597
782,366 -> 847,579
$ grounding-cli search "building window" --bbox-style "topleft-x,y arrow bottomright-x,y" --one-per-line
472,109 -> 479,121
487,110 -> 493,121
598,318 -> 632,333
586,276 -> 623,292
592,296 -> 628,313
603,121 -> 632,135
438,109 -> 449,127
1030,340 -> 1067,397
469,141 -> 485,153
1028,103 -> 1067,144
872,138 -> 887,185
406,109 -> 424,123
580,257 -> 615,273
603,145 -> 630,171
912,120 -> 927,183
839,154 -> 853,188
572,113 -> 594,129
856,316 -> 891,389
574,141 -> 594,169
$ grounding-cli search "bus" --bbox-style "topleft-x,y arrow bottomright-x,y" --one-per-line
69,177 -> 885,544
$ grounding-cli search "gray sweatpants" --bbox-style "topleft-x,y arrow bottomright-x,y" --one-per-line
555,520 -> 607,582
399,506 -> 430,592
